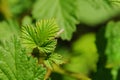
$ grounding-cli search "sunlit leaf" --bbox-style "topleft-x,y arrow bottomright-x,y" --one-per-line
21,19 -> 59,53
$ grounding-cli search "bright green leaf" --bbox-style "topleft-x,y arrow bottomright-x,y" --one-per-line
44,60 -> 53,70
44,53 -> 64,70
21,19 -> 59,53
65,33 -> 98,74
0,37 -> 46,80
32,0 -> 78,40
49,53 -> 64,65
0,61 -> 16,80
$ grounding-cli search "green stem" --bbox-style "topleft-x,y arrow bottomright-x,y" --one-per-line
53,64 -> 91,80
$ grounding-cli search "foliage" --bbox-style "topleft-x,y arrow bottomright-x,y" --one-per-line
105,21 -> 120,80
0,37 -> 46,80
70,33 -> 98,74
0,18 -> 64,79
77,0 -> 119,25
1,0 -> 120,80
0,20 -> 19,41
21,19 -> 64,70
32,0 -> 78,40
21,19 -> 59,53
56,33 -> 98,79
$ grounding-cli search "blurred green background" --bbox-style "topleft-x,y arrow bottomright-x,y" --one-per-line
1,0 -> 120,80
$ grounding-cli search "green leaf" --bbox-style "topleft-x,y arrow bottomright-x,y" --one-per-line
0,61 -> 16,80
32,0 -> 78,40
44,60 -> 53,70
49,53 -> 64,65
8,0 -> 34,15
22,16 -> 32,25
109,0 -> 120,7
0,37 -> 46,80
105,21 -> 120,68
65,33 -> 98,74
21,19 -> 59,53
105,21 -> 120,80
0,20 -> 19,41
44,53 -> 64,70
77,0 -> 119,26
